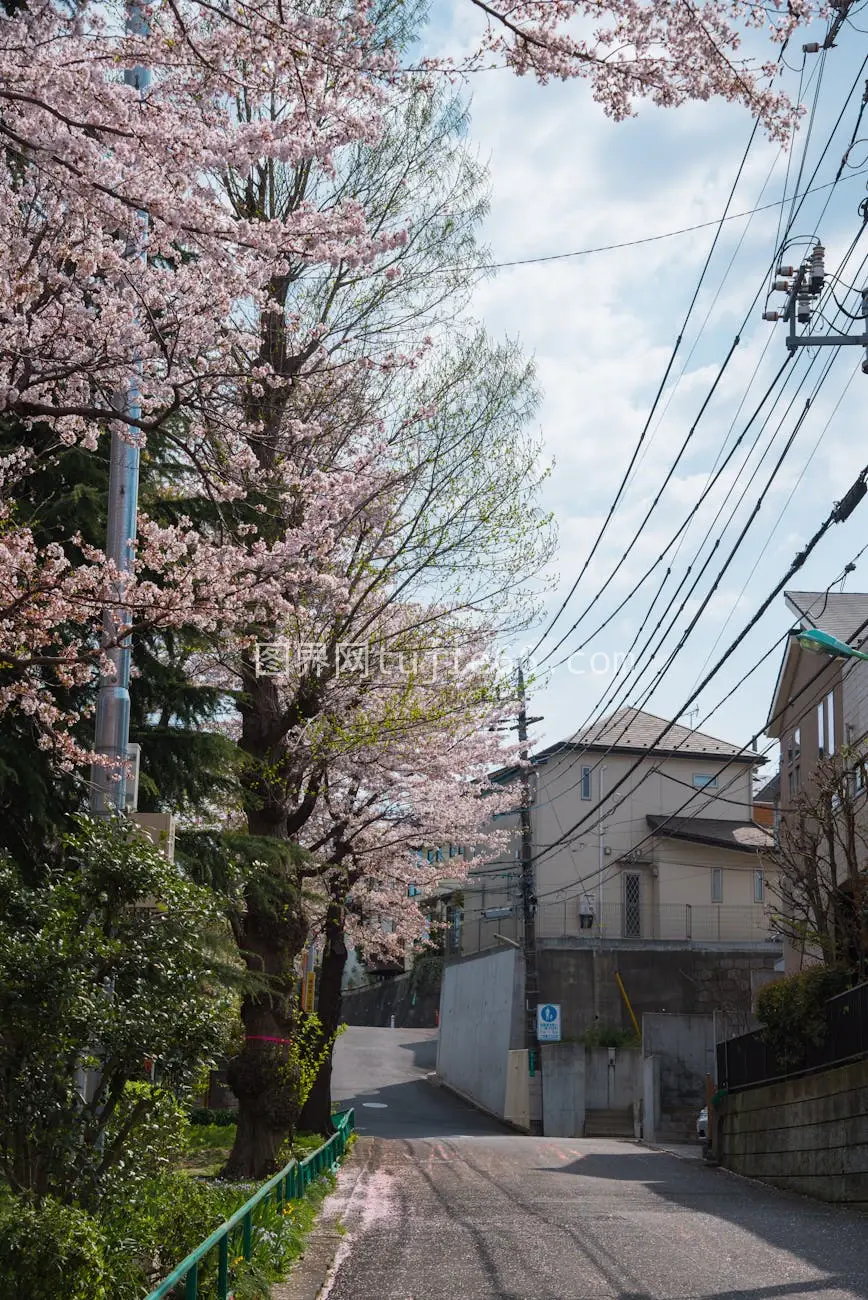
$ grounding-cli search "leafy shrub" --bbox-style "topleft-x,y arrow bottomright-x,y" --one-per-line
580,1024 -> 639,1050
755,964 -> 852,1068
0,815 -> 236,1205
101,1171 -> 243,1297
190,1106 -> 238,1126
0,1194 -> 109,1300
104,1083 -> 189,1191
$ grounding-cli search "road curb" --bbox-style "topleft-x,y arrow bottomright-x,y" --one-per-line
270,1146 -> 366,1300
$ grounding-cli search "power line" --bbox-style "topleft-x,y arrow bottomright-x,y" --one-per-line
531,220 -> 868,805
463,170 -> 868,274
531,471 -> 868,867
526,110 -> 768,660
529,47 -> 868,671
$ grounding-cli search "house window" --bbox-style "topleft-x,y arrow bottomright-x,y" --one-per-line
711,867 -> 723,903
818,702 -> 825,758
581,766 -> 592,800
826,691 -> 835,756
754,870 -> 764,903
693,773 -> 718,789
788,727 -> 801,762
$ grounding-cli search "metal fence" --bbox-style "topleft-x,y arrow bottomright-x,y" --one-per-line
145,1108 -> 354,1300
717,981 -> 868,1092
449,900 -> 780,956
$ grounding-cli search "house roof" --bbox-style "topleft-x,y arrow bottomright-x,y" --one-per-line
646,814 -> 773,853
785,590 -> 868,645
491,707 -> 761,784
753,771 -> 780,805
557,707 -> 759,762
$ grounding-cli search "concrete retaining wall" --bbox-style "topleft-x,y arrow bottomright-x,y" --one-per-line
437,947 -> 524,1119
643,1012 -> 715,1135
720,1058 -> 868,1207
542,1042 -> 586,1137
535,947 -> 780,1039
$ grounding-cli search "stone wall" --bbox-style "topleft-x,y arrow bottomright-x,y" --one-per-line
719,1058 -> 868,1208
340,969 -> 441,1029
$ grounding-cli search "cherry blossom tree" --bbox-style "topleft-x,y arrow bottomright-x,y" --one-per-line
0,0 -> 826,1180
293,675 -> 515,1133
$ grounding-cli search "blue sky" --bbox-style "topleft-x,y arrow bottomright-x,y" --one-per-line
430,3 -> 868,769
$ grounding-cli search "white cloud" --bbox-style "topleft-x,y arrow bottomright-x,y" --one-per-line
429,6 -> 868,754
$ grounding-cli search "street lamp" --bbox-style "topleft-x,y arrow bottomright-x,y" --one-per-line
796,628 -> 868,663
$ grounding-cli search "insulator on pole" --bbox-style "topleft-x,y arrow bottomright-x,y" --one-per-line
797,296 -> 812,324
773,279 -> 791,292
810,243 -> 825,295
776,265 -> 795,276
762,311 -> 780,321
802,40 -> 820,52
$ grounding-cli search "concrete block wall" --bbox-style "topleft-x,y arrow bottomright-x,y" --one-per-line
720,1059 -> 868,1208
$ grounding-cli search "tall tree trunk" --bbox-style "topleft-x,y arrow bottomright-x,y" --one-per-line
222,703 -> 311,1178
297,901 -> 347,1135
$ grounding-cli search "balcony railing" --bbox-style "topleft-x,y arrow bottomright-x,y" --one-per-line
449,900 -> 780,956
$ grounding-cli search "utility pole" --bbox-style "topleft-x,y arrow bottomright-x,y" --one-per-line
517,664 -> 542,1134
763,240 -> 868,372
90,3 -> 150,815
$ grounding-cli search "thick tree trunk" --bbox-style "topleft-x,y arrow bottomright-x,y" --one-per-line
222,810 -> 309,1180
297,902 -> 347,1136
224,666 -> 325,1177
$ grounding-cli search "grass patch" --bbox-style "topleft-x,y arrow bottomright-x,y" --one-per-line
180,1123 -> 236,1177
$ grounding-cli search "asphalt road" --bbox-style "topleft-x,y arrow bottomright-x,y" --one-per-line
321,1026 -> 868,1300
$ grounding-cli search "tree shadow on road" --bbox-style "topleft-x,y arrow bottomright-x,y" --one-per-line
531,1147 -> 868,1300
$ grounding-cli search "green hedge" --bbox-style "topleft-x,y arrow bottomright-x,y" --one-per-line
755,964 -> 852,1069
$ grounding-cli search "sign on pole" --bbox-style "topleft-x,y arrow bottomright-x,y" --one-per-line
536,1003 -> 561,1042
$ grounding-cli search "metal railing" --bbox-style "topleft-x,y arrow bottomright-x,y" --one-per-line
717,981 -> 868,1091
145,1109 -> 354,1300
448,901 -> 780,956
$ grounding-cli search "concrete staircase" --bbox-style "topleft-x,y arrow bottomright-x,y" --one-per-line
583,1107 -> 635,1138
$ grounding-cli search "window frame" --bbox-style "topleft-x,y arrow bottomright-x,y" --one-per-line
580,765 -> 592,800
711,866 -> 723,904
754,870 -> 764,904
692,772 -> 719,789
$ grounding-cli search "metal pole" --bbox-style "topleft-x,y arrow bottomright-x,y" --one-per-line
90,4 -> 150,815
598,765 -> 607,942
517,665 -> 542,1134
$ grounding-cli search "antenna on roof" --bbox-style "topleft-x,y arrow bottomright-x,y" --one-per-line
684,706 -> 699,730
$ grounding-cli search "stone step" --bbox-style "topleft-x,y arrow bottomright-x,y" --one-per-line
584,1108 -> 635,1138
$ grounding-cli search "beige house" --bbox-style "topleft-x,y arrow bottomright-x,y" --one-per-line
459,707 -> 777,956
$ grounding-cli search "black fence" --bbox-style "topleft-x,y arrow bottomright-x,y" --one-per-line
717,979 -> 868,1092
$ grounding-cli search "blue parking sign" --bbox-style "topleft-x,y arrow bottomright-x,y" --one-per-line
536,1003 -> 561,1041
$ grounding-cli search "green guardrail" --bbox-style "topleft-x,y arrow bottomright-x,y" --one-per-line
145,1108 -> 355,1300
